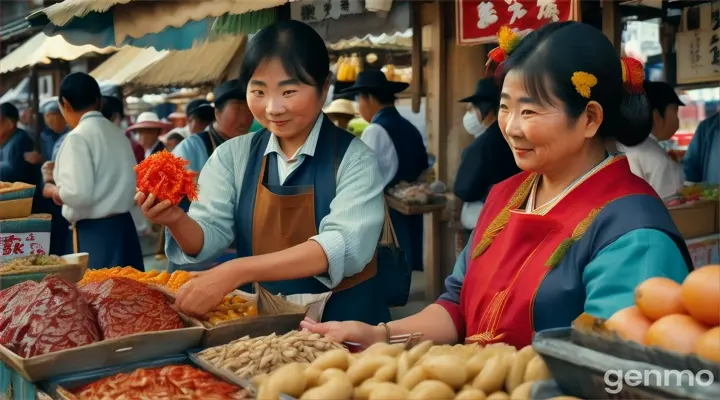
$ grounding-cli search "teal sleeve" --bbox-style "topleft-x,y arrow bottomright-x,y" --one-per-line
582,228 -> 689,319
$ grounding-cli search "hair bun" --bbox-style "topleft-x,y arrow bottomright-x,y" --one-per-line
620,57 -> 645,95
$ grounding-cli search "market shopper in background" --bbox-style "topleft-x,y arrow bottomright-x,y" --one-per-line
454,77 -> 520,240
186,98 -> 215,135
39,101 -> 69,162
138,20 -> 388,324
102,95 -> 145,164
683,111 -> 719,185
323,98 -> 356,131
46,72 -> 143,270
302,22 -> 692,348
617,81 -> 685,199
165,132 -> 184,152
0,103 -> 34,184
346,70 -> 429,272
128,112 -> 171,158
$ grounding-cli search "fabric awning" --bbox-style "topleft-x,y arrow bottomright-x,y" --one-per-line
0,32 -> 116,74
90,46 -> 169,85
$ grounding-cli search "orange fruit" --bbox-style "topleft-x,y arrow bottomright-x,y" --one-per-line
645,314 -> 708,355
605,306 -> 652,344
681,265 -> 720,326
635,277 -> 685,321
695,327 -> 720,363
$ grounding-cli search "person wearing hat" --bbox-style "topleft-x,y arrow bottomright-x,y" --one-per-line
127,111 -> 172,158
323,98 -> 357,131
39,100 -> 69,162
617,81 -> 685,198
164,79 -> 253,272
45,72 -> 143,270
454,78 -> 520,238
340,69 -> 428,274
186,98 -> 215,135
0,102 -> 35,185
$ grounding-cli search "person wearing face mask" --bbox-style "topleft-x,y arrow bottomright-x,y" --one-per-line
454,78 -> 520,237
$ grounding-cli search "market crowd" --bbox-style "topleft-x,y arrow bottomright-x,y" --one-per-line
1,19 -> 718,348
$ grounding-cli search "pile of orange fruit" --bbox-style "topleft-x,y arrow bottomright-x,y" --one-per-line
78,267 -> 192,293
606,265 -> 720,362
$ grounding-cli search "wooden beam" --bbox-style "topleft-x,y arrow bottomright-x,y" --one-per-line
602,0 -> 623,53
411,2 -> 423,113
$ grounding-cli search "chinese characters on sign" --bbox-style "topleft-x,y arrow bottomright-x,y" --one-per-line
291,0 -> 364,23
0,232 -> 49,261
457,0 -> 577,45
676,29 -> 720,84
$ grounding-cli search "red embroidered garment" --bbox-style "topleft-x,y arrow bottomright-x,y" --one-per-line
0,277 -> 100,357
80,278 -> 184,340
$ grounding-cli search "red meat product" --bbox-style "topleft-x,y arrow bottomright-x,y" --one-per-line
0,277 -> 101,358
80,278 -> 184,339
72,364 -> 249,400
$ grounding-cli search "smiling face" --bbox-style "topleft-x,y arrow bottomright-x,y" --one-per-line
498,70 -> 603,174
247,58 -> 327,139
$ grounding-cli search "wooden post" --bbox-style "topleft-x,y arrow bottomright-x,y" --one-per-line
602,0 -> 622,54
410,2 -> 423,114
29,66 -> 42,152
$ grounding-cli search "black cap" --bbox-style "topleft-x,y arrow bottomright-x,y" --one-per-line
0,102 -> 19,121
213,79 -> 245,107
338,70 -> 409,96
186,99 -> 214,121
459,77 -> 500,104
644,81 -> 685,113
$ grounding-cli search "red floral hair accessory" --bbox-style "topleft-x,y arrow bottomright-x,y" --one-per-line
485,26 -> 522,78
620,56 -> 645,94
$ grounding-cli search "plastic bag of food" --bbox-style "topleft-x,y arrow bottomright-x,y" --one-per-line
0,277 -> 101,357
80,278 -> 184,339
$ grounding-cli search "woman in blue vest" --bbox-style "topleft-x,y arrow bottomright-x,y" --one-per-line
345,71 -> 429,273
136,20 -> 390,324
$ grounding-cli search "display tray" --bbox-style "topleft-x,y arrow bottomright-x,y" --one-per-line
0,311 -> 204,382
533,328 -> 720,400
42,353 -> 253,399
385,194 -> 447,215
0,182 -> 35,220
0,253 -> 88,290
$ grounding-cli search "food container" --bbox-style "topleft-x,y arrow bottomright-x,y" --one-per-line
0,182 -> 35,220
533,328 -> 720,400
0,253 -> 88,290
41,354 -> 253,399
0,305 -> 204,382
0,214 -> 52,263
669,200 -> 719,239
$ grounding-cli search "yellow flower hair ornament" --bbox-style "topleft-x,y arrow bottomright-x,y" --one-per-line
486,26 -> 522,78
571,71 -> 598,99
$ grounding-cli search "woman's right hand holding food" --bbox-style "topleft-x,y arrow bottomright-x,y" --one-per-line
300,317 -> 387,349
135,191 -> 186,226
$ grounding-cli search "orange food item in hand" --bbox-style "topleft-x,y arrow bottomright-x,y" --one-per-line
681,265 -> 720,326
635,277 -> 685,320
135,150 -> 198,205
606,306 -> 652,344
695,327 -> 720,363
645,314 -> 708,355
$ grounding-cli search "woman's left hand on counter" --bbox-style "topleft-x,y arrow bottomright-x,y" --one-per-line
175,264 -> 241,316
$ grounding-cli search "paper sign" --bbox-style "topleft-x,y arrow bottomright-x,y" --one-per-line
686,234 -> 720,268
291,0 -> 365,23
0,232 -> 50,262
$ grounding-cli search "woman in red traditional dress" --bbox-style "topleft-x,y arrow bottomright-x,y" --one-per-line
301,22 -> 693,349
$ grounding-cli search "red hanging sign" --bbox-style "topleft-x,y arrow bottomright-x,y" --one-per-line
456,0 -> 578,45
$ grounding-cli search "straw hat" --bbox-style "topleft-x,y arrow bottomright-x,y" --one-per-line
323,99 -> 357,117
126,112 -> 172,132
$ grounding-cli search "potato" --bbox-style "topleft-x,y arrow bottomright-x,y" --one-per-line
300,376 -> 354,400
304,367 -> 323,388
399,365 -> 427,390
523,356 -> 550,383
347,355 -> 395,386
354,379 -> 381,400
505,345 -> 536,393
264,363 -> 307,398
422,355 -> 468,389
472,354 -> 510,394
465,352 -> 492,381
374,363 -> 398,382
408,380 -> 456,400
364,342 -> 405,358
509,381 -> 534,400
396,351 -> 412,381
319,368 -> 348,385
486,392 -> 510,400
407,340 -> 434,364
455,388 -> 487,400
312,349 -> 350,371
368,382 -> 410,400
252,373 -> 269,388
256,383 -> 281,400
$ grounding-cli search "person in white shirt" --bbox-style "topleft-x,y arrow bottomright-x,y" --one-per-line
617,81 -> 685,199
44,72 -> 143,270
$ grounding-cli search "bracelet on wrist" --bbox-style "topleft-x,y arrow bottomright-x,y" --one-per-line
378,322 -> 391,344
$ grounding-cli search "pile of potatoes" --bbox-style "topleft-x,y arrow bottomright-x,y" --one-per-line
253,341 -> 562,400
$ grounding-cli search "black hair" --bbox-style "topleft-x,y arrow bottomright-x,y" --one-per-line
359,90 -> 396,105
165,133 -> 185,143
501,22 -> 651,146
0,102 -> 19,123
472,101 -> 498,120
101,96 -> 125,121
59,72 -> 102,112
239,20 -> 330,93
643,80 -> 683,118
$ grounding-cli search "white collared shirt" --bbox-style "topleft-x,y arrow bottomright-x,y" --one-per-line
617,135 -> 685,199
360,123 -> 398,187
54,111 -> 138,223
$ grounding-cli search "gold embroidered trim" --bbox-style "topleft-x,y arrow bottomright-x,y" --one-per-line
544,207 -> 604,268
471,174 -> 536,259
